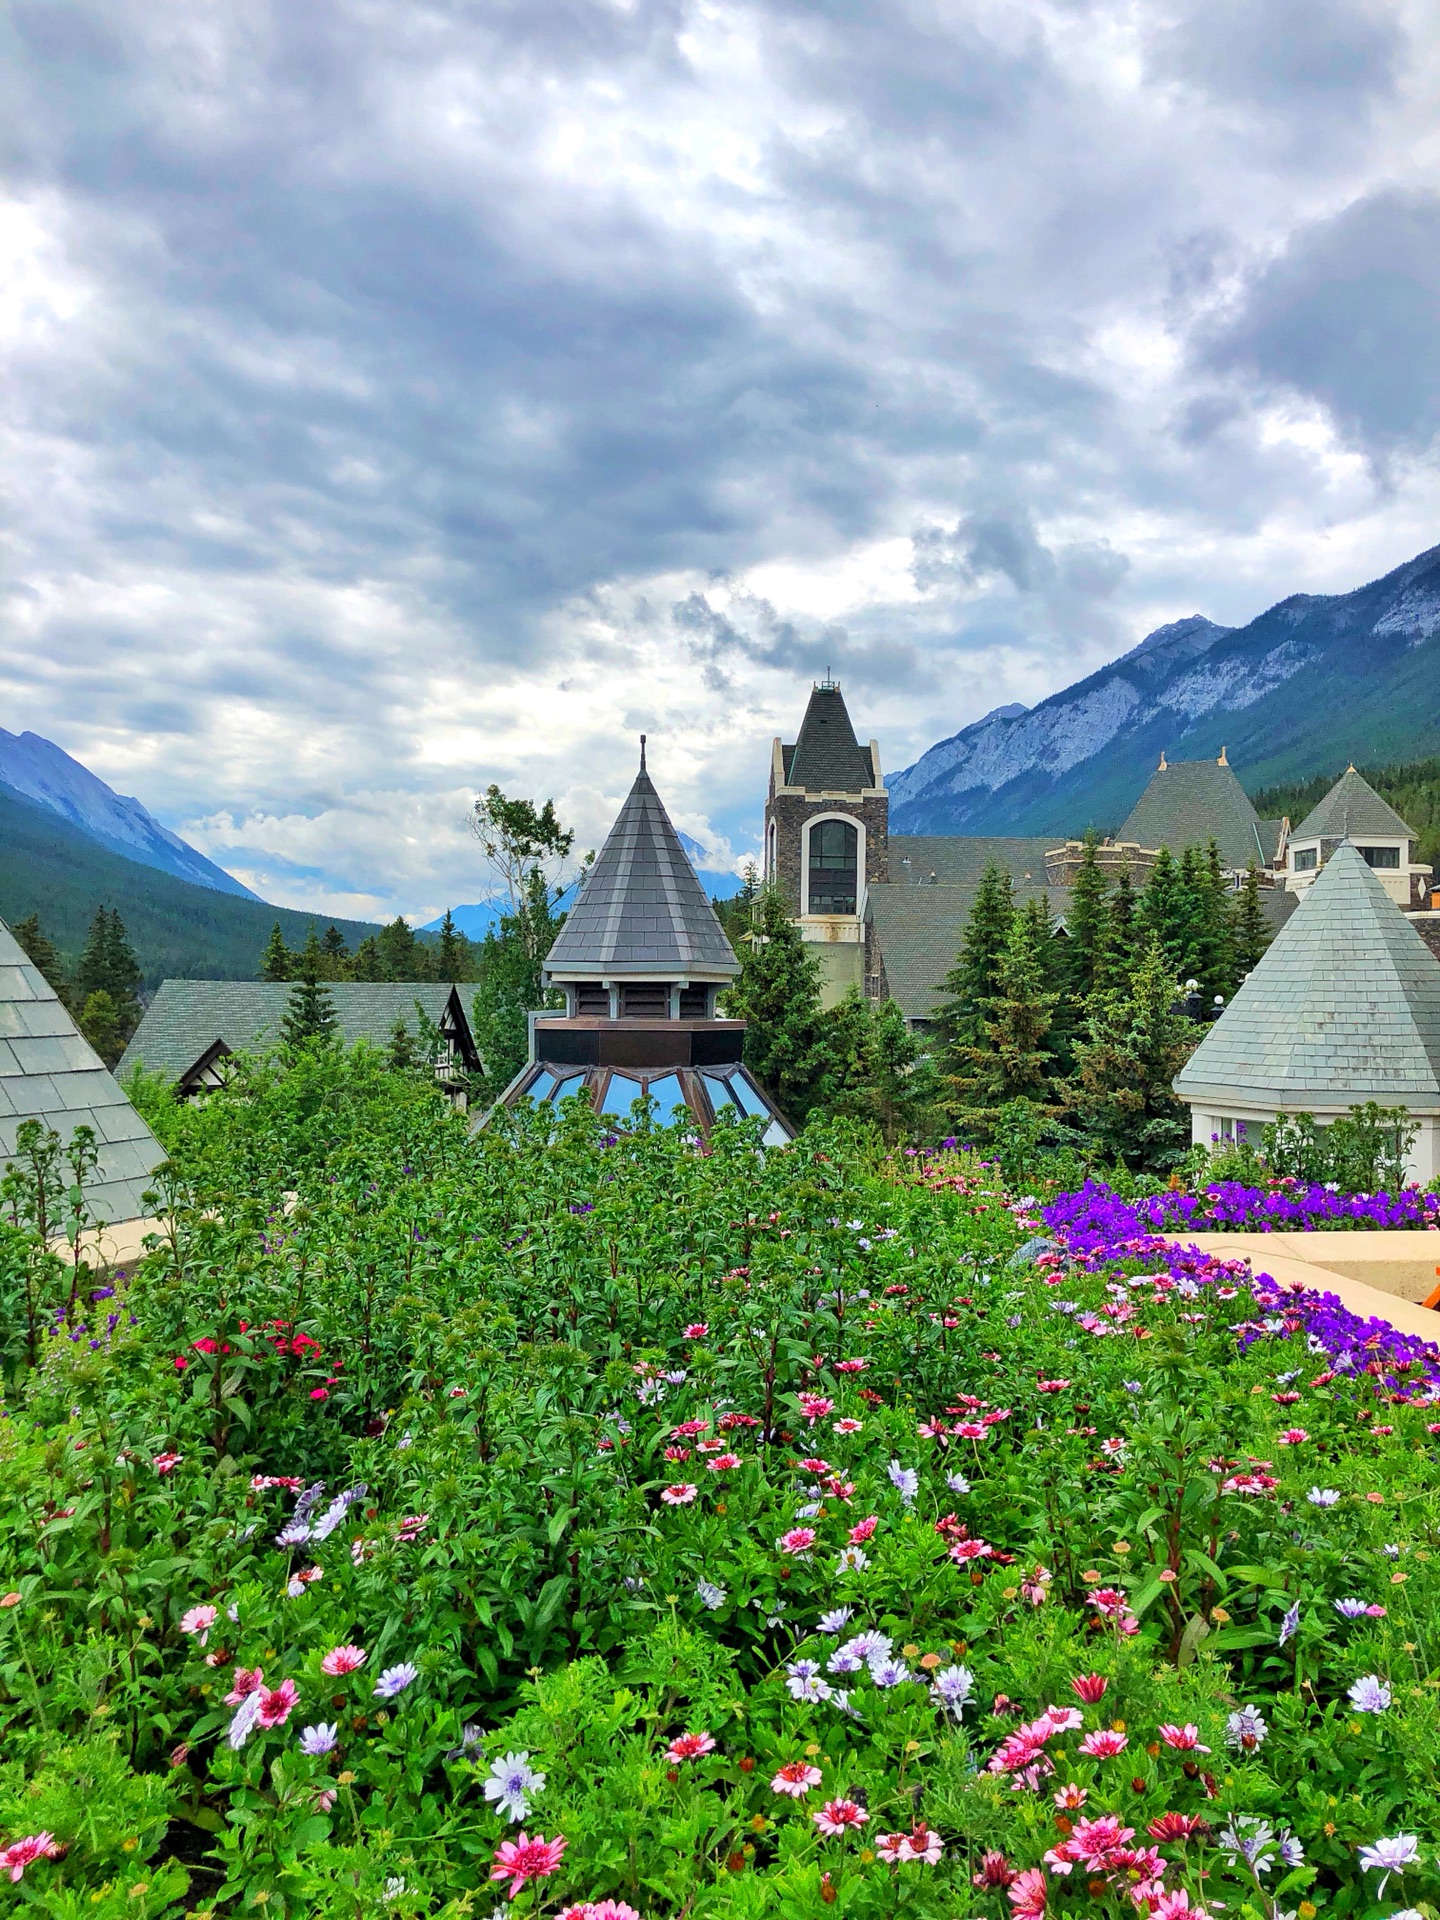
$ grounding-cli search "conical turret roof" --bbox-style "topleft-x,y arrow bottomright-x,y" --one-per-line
543,750 -> 739,980
0,917 -> 164,1222
1294,766 -> 1415,841
1175,843 -> 1440,1109
787,682 -> 874,794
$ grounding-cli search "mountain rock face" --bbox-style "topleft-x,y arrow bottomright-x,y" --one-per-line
0,729 -> 258,899
890,546 -> 1440,835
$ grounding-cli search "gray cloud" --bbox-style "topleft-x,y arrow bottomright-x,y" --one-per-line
1204,189 -> 1440,458
0,0 -> 1436,915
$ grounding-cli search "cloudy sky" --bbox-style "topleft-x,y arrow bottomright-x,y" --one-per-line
4,0 -> 1440,921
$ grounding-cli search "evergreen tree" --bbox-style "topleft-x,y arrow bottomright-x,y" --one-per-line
724,886 -> 827,1124
78,989 -> 126,1069
952,903 -> 1060,1127
1067,936 -> 1197,1171
281,973 -> 339,1052
1231,864 -> 1270,980
321,925 -> 350,974
1102,867 -> 1138,985
73,908 -> 142,1044
1062,832 -> 1110,1003
932,862 -> 1014,1068
350,935 -> 385,982
1133,848 -> 1188,979
296,925 -> 328,984
435,909 -> 470,981
1191,841 -> 1239,1000
260,923 -> 293,982
377,916 -> 423,981
819,990 -> 944,1143
11,914 -> 68,1002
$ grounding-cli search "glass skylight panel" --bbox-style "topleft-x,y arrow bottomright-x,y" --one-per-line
599,1072 -> 643,1116
644,1073 -> 689,1123
701,1073 -> 741,1117
728,1071 -> 771,1119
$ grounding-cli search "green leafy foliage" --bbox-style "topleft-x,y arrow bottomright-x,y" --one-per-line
0,1051 -> 1436,1914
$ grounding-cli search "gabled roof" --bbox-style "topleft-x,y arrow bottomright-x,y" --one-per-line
0,917 -> 164,1223
118,982 -> 478,1085
542,753 -> 738,981
785,683 -> 875,794
1175,843 -> 1440,1108
1118,757 -> 1270,870
1293,766 -> 1415,842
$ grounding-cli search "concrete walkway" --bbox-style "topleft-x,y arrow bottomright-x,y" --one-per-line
1164,1230 -> 1440,1345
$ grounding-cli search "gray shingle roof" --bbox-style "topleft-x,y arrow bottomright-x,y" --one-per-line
1119,758 -> 1272,869
889,834 -> 1059,887
119,982 -> 475,1083
1293,766 -> 1415,841
0,917 -> 164,1223
867,865 -> 1065,1024
785,684 -> 875,794
1175,843 -> 1440,1109
543,761 -> 739,980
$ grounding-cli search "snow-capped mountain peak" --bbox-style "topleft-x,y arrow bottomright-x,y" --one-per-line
0,729 -> 259,899
888,542 -> 1440,836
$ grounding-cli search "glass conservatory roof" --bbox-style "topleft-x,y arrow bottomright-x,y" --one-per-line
504,1061 -> 792,1145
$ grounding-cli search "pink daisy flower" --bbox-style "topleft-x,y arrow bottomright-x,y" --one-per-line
813,1799 -> 869,1836
666,1731 -> 716,1763
848,1515 -> 878,1543
152,1451 -> 182,1474
771,1761 -> 823,1797
683,1324 -> 709,1338
256,1678 -> 300,1728
1,1832 -> 62,1883
776,1527 -> 817,1557
1077,1729 -> 1127,1758
321,1644 -> 368,1676
489,1832 -> 568,1900
661,1484 -> 698,1506
1277,1428 -> 1310,1446
706,1454 -> 741,1472
832,1418 -> 864,1434
1157,1723 -> 1210,1751
224,1666 -> 265,1705
180,1604 -> 218,1644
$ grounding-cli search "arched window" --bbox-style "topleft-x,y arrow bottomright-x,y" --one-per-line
807,818 -> 858,914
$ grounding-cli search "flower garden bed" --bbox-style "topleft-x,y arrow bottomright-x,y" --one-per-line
1,1053 -> 1439,1918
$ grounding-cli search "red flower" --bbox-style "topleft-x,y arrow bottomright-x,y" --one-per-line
665,1731 -> 716,1763
1148,1812 -> 1209,1841
973,1850 -> 1018,1888
1070,1674 -> 1108,1703
490,1833 -> 568,1900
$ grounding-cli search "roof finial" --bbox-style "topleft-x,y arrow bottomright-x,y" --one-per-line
1347,760 -> 1356,773
639,733 -> 647,772
1158,750 -> 1168,771
1217,745 -> 1228,766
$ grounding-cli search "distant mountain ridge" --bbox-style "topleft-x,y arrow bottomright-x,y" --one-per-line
0,729 -> 258,899
0,782 -> 380,988
890,546 -> 1440,835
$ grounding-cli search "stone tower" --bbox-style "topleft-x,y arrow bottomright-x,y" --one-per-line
765,679 -> 888,1007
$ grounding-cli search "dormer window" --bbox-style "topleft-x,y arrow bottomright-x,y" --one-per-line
1358,845 -> 1400,869
1292,847 -> 1318,872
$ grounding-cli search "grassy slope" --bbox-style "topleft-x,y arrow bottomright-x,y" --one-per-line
0,784 -> 381,988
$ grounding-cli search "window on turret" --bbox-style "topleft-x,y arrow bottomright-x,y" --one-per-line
1292,847 -> 1318,872
807,820 -> 858,913
1359,845 -> 1400,869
